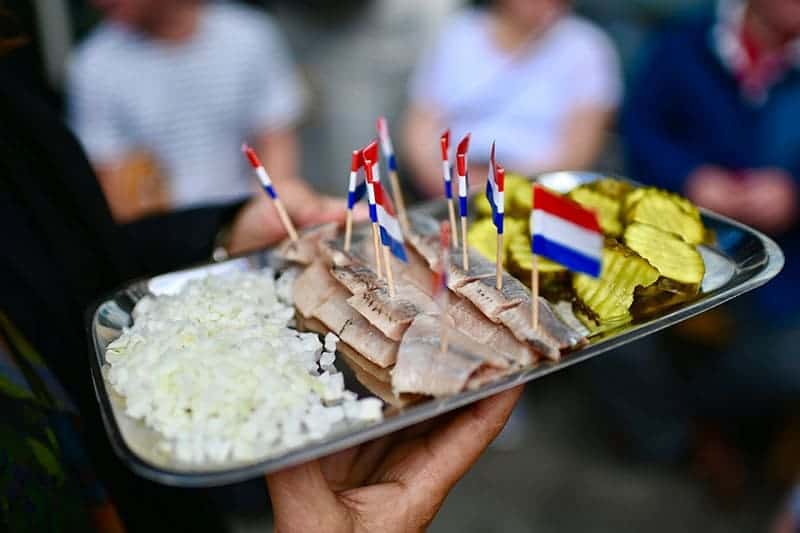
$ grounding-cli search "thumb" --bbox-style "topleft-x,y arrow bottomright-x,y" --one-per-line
266,460 -> 348,533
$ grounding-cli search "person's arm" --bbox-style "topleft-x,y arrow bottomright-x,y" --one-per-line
402,103 -> 448,199
537,107 -> 615,174
267,385 -> 524,533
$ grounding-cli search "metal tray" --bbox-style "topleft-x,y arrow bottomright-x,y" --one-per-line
89,172 -> 784,487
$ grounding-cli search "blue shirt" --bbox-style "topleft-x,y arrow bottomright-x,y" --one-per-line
622,13 -> 800,318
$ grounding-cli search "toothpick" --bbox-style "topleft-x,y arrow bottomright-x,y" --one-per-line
447,200 -> 459,249
496,233 -> 503,290
388,169 -> 409,234
371,223 -> 384,279
344,210 -> 353,252
382,245 -> 396,297
274,198 -> 298,242
461,217 -> 469,271
531,185 -> 538,330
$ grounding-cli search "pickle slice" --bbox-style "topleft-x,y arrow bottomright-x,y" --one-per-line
624,189 -> 705,245
589,178 -> 634,200
623,222 -> 705,289
567,186 -> 623,236
572,242 -> 659,330
506,233 -> 571,299
466,218 -> 525,263
473,175 -> 529,218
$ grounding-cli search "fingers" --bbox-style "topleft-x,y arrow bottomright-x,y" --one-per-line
410,386 -> 524,499
266,460 -> 349,533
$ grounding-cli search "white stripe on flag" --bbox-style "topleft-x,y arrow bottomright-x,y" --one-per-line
458,175 -> 467,197
490,180 -> 504,214
531,209 -> 603,261
255,167 -> 272,188
377,204 -> 404,242
348,170 -> 358,192
442,161 -> 451,182
367,182 -> 376,205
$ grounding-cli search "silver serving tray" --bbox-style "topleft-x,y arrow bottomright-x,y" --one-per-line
89,172 -> 784,487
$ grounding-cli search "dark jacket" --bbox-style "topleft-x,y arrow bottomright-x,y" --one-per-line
622,13 -> 800,317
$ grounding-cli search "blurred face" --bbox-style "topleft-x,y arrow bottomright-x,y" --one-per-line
750,0 -> 800,41
91,0 -> 177,29
495,0 -> 566,30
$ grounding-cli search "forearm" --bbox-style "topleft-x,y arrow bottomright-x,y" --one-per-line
403,105 -> 446,199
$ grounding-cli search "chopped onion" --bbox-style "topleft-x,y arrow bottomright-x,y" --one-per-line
106,270 -> 382,464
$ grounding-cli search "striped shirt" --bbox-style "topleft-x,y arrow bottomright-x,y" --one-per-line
67,2 -> 307,208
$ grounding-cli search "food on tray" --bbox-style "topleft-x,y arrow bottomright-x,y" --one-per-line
572,242 -> 659,332
623,222 -> 705,289
622,188 -> 705,245
468,177 -> 710,334
104,271 -> 383,464
282,212 -> 587,399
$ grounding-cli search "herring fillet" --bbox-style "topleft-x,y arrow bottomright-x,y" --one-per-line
277,222 -> 340,265
293,260 -> 339,318
346,288 -> 418,341
391,314 -> 485,396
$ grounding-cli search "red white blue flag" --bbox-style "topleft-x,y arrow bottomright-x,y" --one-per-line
242,144 -> 277,199
362,140 -> 381,224
377,117 -> 398,172
485,142 -> 504,234
531,184 -> 602,277
456,134 -> 471,218
347,150 -> 366,210
440,130 -> 452,199
364,155 -> 407,262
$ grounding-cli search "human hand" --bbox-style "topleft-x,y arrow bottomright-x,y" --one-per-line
685,165 -> 744,219
266,385 -> 524,533
740,169 -> 798,234
228,181 -> 366,255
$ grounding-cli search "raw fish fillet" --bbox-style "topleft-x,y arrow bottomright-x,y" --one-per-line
391,314 -> 486,396
293,260 -> 339,318
346,287 -> 419,341
278,223 -> 340,265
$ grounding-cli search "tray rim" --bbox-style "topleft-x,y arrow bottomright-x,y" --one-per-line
88,175 -> 785,487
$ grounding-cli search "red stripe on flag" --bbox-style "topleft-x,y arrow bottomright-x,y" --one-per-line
350,150 -> 362,172
456,133 -> 470,159
533,184 -> 602,233
440,131 -> 450,161
457,153 -> 467,176
242,144 -> 261,168
362,140 -> 379,165
496,165 -> 505,191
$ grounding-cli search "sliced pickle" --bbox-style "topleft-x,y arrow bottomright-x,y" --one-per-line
623,222 -> 705,289
567,186 -> 623,236
572,242 -> 659,330
473,174 -> 529,218
623,187 -> 647,213
466,218 -> 525,263
589,178 -> 633,200
506,233 -> 570,299
624,189 -> 705,244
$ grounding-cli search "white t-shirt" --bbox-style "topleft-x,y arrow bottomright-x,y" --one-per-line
410,9 -> 622,173
68,3 -> 307,207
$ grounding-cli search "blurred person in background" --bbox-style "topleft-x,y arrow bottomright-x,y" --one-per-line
594,0 -> 800,507
271,0 -> 461,197
67,0 -> 309,221
403,0 -> 622,197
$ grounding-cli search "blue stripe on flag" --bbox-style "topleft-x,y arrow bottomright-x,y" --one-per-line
379,226 -> 408,262
388,154 -> 398,172
493,212 -> 504,234
263,184 -> 277,199
459,196 -> 468,218
368,203 -> 377,223
485,180 -> 503,233
444,179 -> 452,199
532,235 -> 601,277
348,181 -> 367,209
